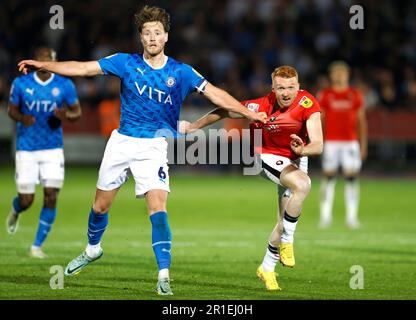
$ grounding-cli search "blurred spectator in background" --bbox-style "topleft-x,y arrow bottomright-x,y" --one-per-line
98,77 -> 120,139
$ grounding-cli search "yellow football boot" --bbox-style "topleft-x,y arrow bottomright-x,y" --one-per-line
256,265 -> 281,291
280,243 -> 295,267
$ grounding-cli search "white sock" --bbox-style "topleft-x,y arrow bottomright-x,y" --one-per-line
158,268 -> 169,280
281,213 -> 299,243
261,244 -> 280,272
345,179 -> 359,224
86,243 -> 102,258
320,178 -> 336,224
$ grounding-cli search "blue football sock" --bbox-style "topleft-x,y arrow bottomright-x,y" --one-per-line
33,207 -> 57,247
87,208 -> 108,245
150,211 -> 172,271
12,196 -> 24,215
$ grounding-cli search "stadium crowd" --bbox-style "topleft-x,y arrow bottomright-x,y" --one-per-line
0,0 -> 415,112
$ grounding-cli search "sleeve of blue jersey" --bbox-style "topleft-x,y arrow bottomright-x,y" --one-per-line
98,53 -> 128,78
64,79 -> 79,106
9,78 -> 22,105
182,64 -> 208,95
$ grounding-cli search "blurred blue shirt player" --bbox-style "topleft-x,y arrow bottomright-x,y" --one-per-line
11,65 -> 78,150
6,47 -> 82,259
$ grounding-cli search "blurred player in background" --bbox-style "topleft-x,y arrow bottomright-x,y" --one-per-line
180,66 -> 323,290
18,6 -> 266,295
6,47 -> 81,258
318,61 -> 367,229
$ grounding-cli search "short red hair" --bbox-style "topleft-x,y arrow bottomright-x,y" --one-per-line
271,66 -> 298,80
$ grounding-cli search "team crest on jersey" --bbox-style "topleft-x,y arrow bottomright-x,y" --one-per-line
299,96 -> 313,108
166,77 -> 176,87
52,87 -> 60,97
247,103 -> 260,112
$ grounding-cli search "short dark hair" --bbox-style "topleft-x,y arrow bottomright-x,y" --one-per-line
34,47 -> 57,60
134,5 -> 170,33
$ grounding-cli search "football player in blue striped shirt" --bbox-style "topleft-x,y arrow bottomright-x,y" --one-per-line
7,47 -> 81,258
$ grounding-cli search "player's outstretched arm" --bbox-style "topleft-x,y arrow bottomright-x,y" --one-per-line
179,108 -> 230,134
290,112 -> 323,157
180,107 -> 267,134
203,83 -> 266,124
18,60 -> 103,77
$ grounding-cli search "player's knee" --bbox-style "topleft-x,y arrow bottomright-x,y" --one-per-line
19,194 -> 34,210
345,175 -> 358,183
92,201 -> 111,214
148,203 -> 167,215
44,191 -> 58,208
146,191 -> 167,214
325,174 -> 336,181
293,175 -> 311,196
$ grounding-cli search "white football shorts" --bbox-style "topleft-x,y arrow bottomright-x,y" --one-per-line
96,130 -> 170,198
15,148 -> 65,194
255,153 -> 308,190
322,141 -> 361,174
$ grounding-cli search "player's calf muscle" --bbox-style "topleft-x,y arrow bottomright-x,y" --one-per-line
43,190 -> 59,208
18,194 -> 34,209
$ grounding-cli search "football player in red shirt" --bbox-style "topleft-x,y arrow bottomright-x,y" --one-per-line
318,61 -> 367,229
180,66 -> 323,290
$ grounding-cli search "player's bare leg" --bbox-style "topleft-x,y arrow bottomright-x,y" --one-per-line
6,193 -> 34,235
277,166 -> 311,267
268,187 -> 290,247
146,189 -> 173,295
65,188 -> 118,276
320,171 -> 337,228
30,187 -> 60,259
344,171 -> 361,229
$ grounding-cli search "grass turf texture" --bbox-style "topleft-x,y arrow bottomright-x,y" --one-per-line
0,166 -> 415,300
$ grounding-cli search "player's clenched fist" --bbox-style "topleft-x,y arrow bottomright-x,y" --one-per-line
178,120 -> 194,134
53,107 -> 68,120
249,111 -> 267,124
21,114 -> 36,127
18,60 -> 44,75
290,134 -> 304,156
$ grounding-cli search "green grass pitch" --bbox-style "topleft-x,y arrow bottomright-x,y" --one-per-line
0,166 -> 415,300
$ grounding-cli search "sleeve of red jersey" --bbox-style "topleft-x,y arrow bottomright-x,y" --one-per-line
355,89 -> 364,110
302,93 -> 321,121
240,96 -> 265,113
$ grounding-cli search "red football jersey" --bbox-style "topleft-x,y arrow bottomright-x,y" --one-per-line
318,87 -> 363,141
242,90 -> 321,160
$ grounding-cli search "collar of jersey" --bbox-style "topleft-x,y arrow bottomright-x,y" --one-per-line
142,54 -> 168,70
33,72 -> 55,86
